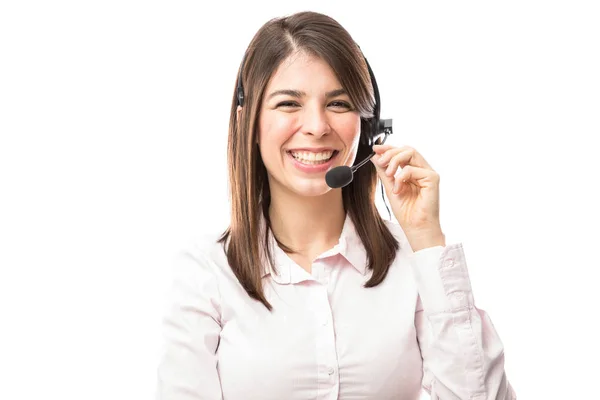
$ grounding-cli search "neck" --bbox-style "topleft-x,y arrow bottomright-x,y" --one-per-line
268,186 -> 346,256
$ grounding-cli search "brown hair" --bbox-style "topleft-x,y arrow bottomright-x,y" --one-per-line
218,11 -> 399,310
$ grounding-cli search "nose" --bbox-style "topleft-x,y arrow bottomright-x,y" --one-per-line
301,104 -> 331,138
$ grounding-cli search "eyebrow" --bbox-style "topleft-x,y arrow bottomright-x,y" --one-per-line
267,88 -> 347,99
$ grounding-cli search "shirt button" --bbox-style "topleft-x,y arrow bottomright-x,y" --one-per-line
327,367 -> 334,375
446,259 -> 454,268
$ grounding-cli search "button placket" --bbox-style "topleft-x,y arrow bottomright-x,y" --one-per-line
313,284 -> 338,393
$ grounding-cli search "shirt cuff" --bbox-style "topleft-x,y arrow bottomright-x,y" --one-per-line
409,243 -> 475,315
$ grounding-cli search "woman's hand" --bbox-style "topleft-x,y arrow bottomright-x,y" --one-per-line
371,144 -> 446,252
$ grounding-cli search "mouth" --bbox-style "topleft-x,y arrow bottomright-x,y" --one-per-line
285,149 -> 340,173
286,149 -> 339,165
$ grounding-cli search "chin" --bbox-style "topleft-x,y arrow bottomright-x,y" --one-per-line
289,179 -> 333,197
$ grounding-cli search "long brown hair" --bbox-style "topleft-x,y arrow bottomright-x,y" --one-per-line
218,11 -> 399,310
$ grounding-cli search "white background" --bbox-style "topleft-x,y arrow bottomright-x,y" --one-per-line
1,1 -> 599,399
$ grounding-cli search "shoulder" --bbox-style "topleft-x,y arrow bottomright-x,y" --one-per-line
182,230 -> 228,263
378,219 -> 420,299
161,231 -> 226,321
382,218 -> 413,252
170,229 -> 231,283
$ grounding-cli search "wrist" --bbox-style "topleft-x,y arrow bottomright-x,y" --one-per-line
406,229 -> 446,252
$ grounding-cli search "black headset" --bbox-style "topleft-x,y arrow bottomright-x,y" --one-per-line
235,47 -> 395,217
235,48 -> 393,148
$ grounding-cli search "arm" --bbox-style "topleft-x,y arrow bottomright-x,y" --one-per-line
411,243 -> 517,400
156,246 -> 223,400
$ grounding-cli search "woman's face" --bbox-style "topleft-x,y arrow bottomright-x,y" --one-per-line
256,51 -> 362,198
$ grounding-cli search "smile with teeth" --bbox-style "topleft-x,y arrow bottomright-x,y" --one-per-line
288,150 -> 337,164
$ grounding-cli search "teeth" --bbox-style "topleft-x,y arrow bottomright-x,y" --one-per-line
290,150 -> 334,162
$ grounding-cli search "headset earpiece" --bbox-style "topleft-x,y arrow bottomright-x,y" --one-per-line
236,53 -> 247,107
361,54 -> 393,147
237,86 -> 244,107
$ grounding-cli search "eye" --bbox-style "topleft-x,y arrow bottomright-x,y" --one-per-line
328,101 -> 352,110
276,101 -> 300,108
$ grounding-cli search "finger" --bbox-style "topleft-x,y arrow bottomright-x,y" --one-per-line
376,148 -> 403,170
393,165 -> 440,193
385,152 -> 406,177
372,144 -> 396,153
371,154 -> 396,192
374,145 -> 433,170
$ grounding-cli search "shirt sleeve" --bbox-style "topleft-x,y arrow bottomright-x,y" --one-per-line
156,245 -> 224,400
410,243 -> 517,400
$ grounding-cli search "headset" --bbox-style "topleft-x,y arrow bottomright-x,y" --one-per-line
235,49 -> 392,148
235,44 -> 394,220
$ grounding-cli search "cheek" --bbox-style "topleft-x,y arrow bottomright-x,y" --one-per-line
333,115 -> 361,145
258,112 -> 297,148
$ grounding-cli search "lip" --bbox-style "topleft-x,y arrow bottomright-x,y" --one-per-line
286,150 -> 340,173
287,147 -> 338,152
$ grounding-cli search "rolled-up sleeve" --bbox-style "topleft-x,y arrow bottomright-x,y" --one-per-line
411,243 -> 517,400
156,246 -> 223,400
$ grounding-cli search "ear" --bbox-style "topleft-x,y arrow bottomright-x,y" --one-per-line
235,105 -> 243,132
237,105 -> 260,145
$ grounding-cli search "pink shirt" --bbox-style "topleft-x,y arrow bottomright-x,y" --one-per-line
156,215 -> 516,399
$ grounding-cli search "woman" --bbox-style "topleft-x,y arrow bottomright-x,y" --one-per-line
156,11 -> 516,400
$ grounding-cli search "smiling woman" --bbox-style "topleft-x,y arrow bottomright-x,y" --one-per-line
258,52 -> 360,195
156,10 -> 517,400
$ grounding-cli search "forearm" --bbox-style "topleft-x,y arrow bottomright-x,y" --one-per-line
411,243 -> 516,399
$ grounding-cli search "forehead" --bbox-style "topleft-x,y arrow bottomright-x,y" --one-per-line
266,51 -> 342,90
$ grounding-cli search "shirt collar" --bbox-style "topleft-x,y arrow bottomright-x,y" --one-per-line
259,212 -> 368,281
